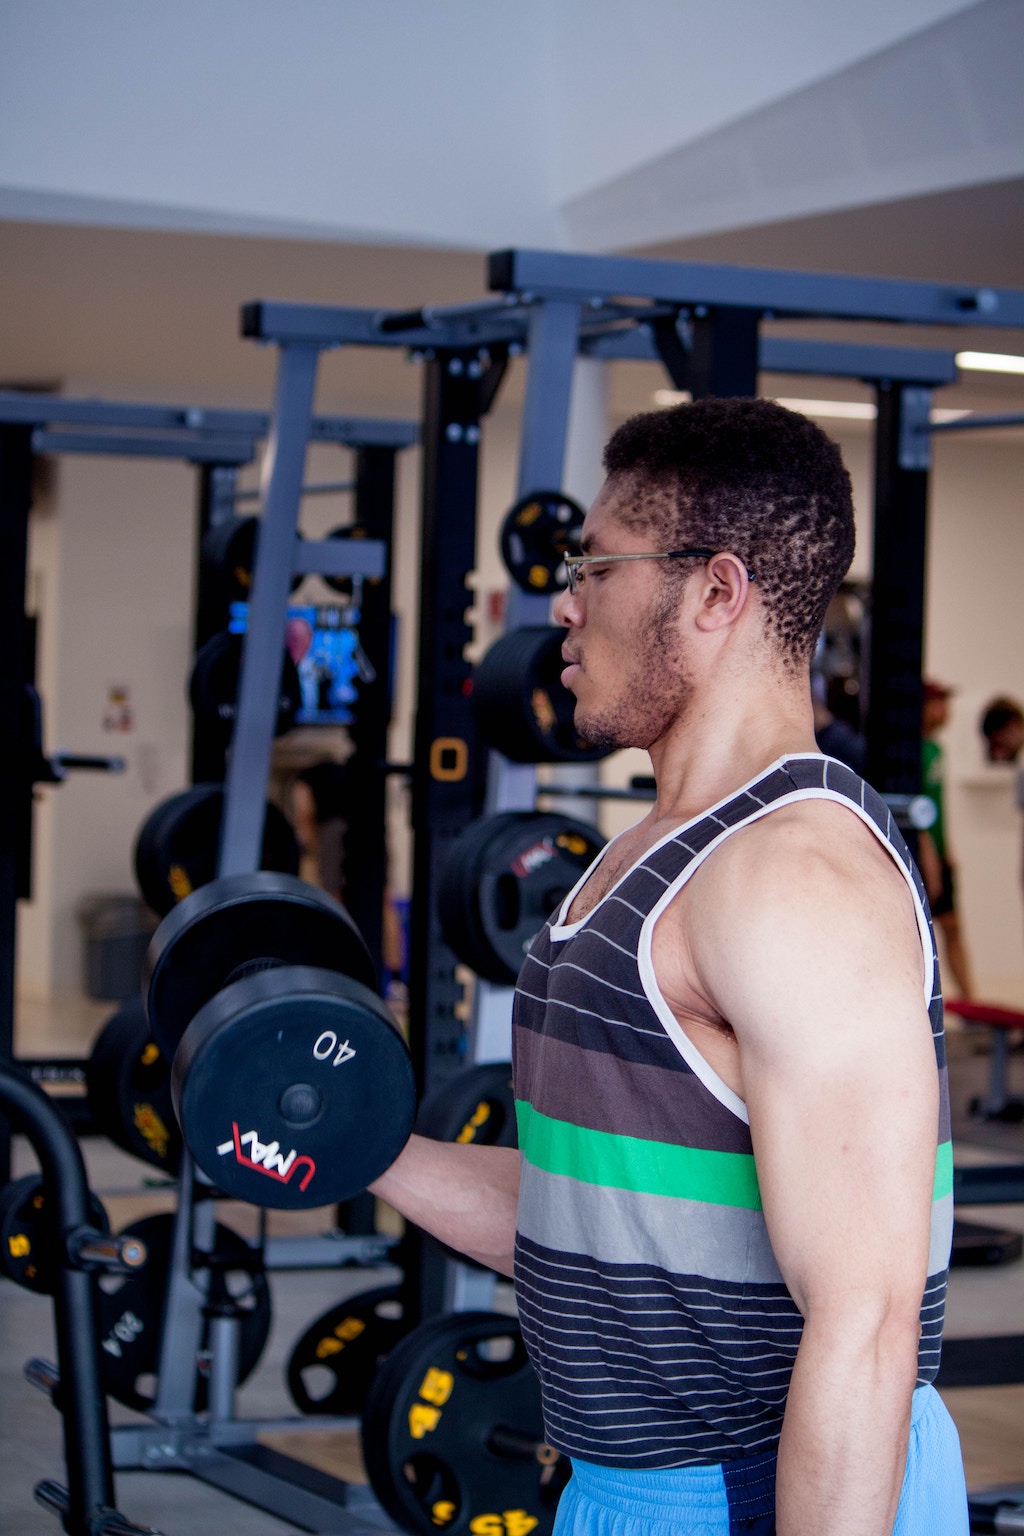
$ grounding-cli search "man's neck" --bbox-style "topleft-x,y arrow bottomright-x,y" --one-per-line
647,674 -> 817,825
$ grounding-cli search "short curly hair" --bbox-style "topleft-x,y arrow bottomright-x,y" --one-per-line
603,397 -> 855,665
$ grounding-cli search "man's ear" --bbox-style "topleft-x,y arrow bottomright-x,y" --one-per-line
693,554 -> 753,633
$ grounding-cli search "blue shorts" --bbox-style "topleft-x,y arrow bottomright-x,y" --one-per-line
553,1385 -> 968,1536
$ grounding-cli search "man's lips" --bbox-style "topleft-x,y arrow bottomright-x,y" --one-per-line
561,651 -> 581,688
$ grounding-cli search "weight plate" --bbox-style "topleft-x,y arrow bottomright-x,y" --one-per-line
201,516 -> 260,604
144,871 -> 376,1059
415,1063 -> 517,1272
189,630 -> 303,741
97,1213 -> 271,1412
201,517 -> 303,603
439,813 -> 604,985
286,1283 -> 407,1416
171,965 -> 416,1210
472,627 -> 611,764
85,999 -> 183,1173
500,491 -> 585,595
361,1310 -> 567,1536
134,786 -> 301,919
0,1174 -> 109,1295
416,1064 -> 516,1149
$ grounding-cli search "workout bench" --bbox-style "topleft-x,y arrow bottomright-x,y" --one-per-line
945,999 -> 1024,1123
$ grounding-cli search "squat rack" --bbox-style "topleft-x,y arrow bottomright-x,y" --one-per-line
0,392 -> 417,1185
239,252 -> 1024,1089
239,251 -> 1024,1322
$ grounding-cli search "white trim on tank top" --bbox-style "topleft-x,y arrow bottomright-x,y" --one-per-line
547,755 -> 936,1126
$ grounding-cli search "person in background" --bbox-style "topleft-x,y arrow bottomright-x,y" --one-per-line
290,759 -> 406,985
919,680 -> 974,998
290,759 -> 350,901
980,696 -> 1024,766
812,670 -> 866,775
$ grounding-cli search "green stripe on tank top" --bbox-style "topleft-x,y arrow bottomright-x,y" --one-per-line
515,1099 -> 763,1209
516,1104 -> 956,1210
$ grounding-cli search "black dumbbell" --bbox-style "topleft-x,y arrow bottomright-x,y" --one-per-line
144,872 -> 417,1210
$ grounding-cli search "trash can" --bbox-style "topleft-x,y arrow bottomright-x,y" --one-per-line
77,894 -> 156,1001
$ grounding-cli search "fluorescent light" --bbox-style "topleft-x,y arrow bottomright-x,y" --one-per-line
956,351 -> 1024,375
651,393 -> 974,425
775,397 -> 875,420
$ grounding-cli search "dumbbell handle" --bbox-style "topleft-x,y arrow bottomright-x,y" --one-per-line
487,1425 -> 561,1465
67,1229 -> 148,1273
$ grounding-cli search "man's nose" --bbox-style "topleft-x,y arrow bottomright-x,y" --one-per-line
552,586 -> 578,627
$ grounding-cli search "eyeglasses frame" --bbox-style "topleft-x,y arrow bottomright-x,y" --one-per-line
563,548 -> 755,596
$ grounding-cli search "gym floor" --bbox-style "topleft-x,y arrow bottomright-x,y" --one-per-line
2,1002 -> 1023,1535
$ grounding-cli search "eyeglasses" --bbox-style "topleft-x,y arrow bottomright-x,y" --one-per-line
563,548 -> 754,597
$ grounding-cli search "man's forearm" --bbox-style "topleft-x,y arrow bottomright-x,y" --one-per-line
369,1134 -> 520,1276
775,1314 -> 920,1536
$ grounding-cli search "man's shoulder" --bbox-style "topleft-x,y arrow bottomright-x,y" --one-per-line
691,794 -> 910,927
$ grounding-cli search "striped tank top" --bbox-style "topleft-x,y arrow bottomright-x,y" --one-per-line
512,754 -> 953,1469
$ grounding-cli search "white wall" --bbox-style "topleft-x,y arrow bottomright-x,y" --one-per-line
544,0 -> 973,202
0,0 -> 984,251
0,0 -> 557,249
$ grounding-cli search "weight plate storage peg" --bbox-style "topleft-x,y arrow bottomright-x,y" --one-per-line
85,999 -> 183,1173
324,521 -> 378,598
171,965 -> 416,1210
189,630 -> 303,742
144,870 -> 378,1060
361,1310 -> 567,1536
499,491 -> 585,595
0,1175 -> 109,1295
472,627 -> 612,764
287,1283 -> 408,1416
96,1214 -> 271,1412
133,785 -> 300,918
439,813 -> 604,985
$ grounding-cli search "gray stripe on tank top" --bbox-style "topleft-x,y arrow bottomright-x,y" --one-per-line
516,1163 -> 787,1284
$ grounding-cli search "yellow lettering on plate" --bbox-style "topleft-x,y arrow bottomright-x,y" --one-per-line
408,1402 -> 441,1439
418,1367 -> 454,1406
503,1512 -> 539,1536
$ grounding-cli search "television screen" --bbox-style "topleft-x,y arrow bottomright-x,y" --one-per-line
228,602 -> 363,726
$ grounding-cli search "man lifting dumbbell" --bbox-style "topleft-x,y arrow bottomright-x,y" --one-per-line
372,398 -> 968,1536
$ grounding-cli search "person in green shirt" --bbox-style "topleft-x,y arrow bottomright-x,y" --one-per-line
918,679 -> 974,997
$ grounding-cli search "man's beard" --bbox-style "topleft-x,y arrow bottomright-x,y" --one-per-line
572,589 -> 693,753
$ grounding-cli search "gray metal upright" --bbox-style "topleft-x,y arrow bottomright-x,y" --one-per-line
490,297 -> 582,818
217,344 -> 321,875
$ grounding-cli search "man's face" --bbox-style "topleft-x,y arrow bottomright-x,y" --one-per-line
987,719 -> 1024,762
552,479 -> 694,753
